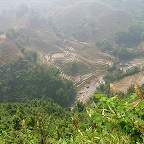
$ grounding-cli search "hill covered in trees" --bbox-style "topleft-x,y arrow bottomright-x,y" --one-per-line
0,59 -> 76,107
0,1 -> 144,143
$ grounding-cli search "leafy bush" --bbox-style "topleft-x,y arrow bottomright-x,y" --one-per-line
0,88 -> 144,143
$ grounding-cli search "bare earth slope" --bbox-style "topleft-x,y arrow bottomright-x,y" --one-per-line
0,34 -> 24,64
113,72 -> 144,93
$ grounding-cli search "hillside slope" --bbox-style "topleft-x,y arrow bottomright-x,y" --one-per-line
113,72 -> 144,93
0,34 -> 24,64
53,1 -> 132,40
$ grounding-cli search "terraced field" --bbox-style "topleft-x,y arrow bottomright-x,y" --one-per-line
39,39 -> 114,88
1,26 -> 109,97
20,26 -> 62,54
36,32 -> 114,94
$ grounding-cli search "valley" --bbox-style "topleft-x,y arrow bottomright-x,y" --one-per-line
0,0 -> 144,102
0,1 -> 144,143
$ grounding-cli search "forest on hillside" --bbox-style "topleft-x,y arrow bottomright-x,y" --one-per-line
0,0 -> 144,143
0,59 -> 76,107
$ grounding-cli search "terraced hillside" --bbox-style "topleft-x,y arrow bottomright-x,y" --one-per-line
41,39 -> 114,86
1,0 -> 144,102
19,27 -> 62,54
1,10 -> 63,53
0,10 -> 114,91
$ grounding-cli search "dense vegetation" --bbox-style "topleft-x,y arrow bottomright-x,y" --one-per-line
115,23 -> 144,48
0,59 -> 144,143
1,1 -> 144,143
0,59 -> 76,107
0,87 -> 144,143
1,54 -> 143,143
96,22 -> 144,61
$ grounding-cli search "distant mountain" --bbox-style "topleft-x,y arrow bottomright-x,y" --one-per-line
52,1 -> 132,41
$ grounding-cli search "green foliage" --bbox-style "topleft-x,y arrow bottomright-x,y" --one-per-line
96,40 -> 113,52
97,67 -> 141,95
0,91 -> 144,143
0,99 -> 72,143
104,67 -> 140,85
96,38 -> 140,61
12,115 -> 22,130
115,23 -> 144,47
55,18 -> 97,42
73,101 -> 86,112
125,66 -> 140,76
0,61 -> 76,107
141,84 -> 144,91
70,62 -> 78,76
112,47 -> 134,60
127,85 -> 135,94
26,116 -> 35,129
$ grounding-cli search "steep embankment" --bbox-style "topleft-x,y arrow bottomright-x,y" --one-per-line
113,72 -> 144,93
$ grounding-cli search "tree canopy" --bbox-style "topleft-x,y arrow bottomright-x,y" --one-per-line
0,60 -> 76,107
